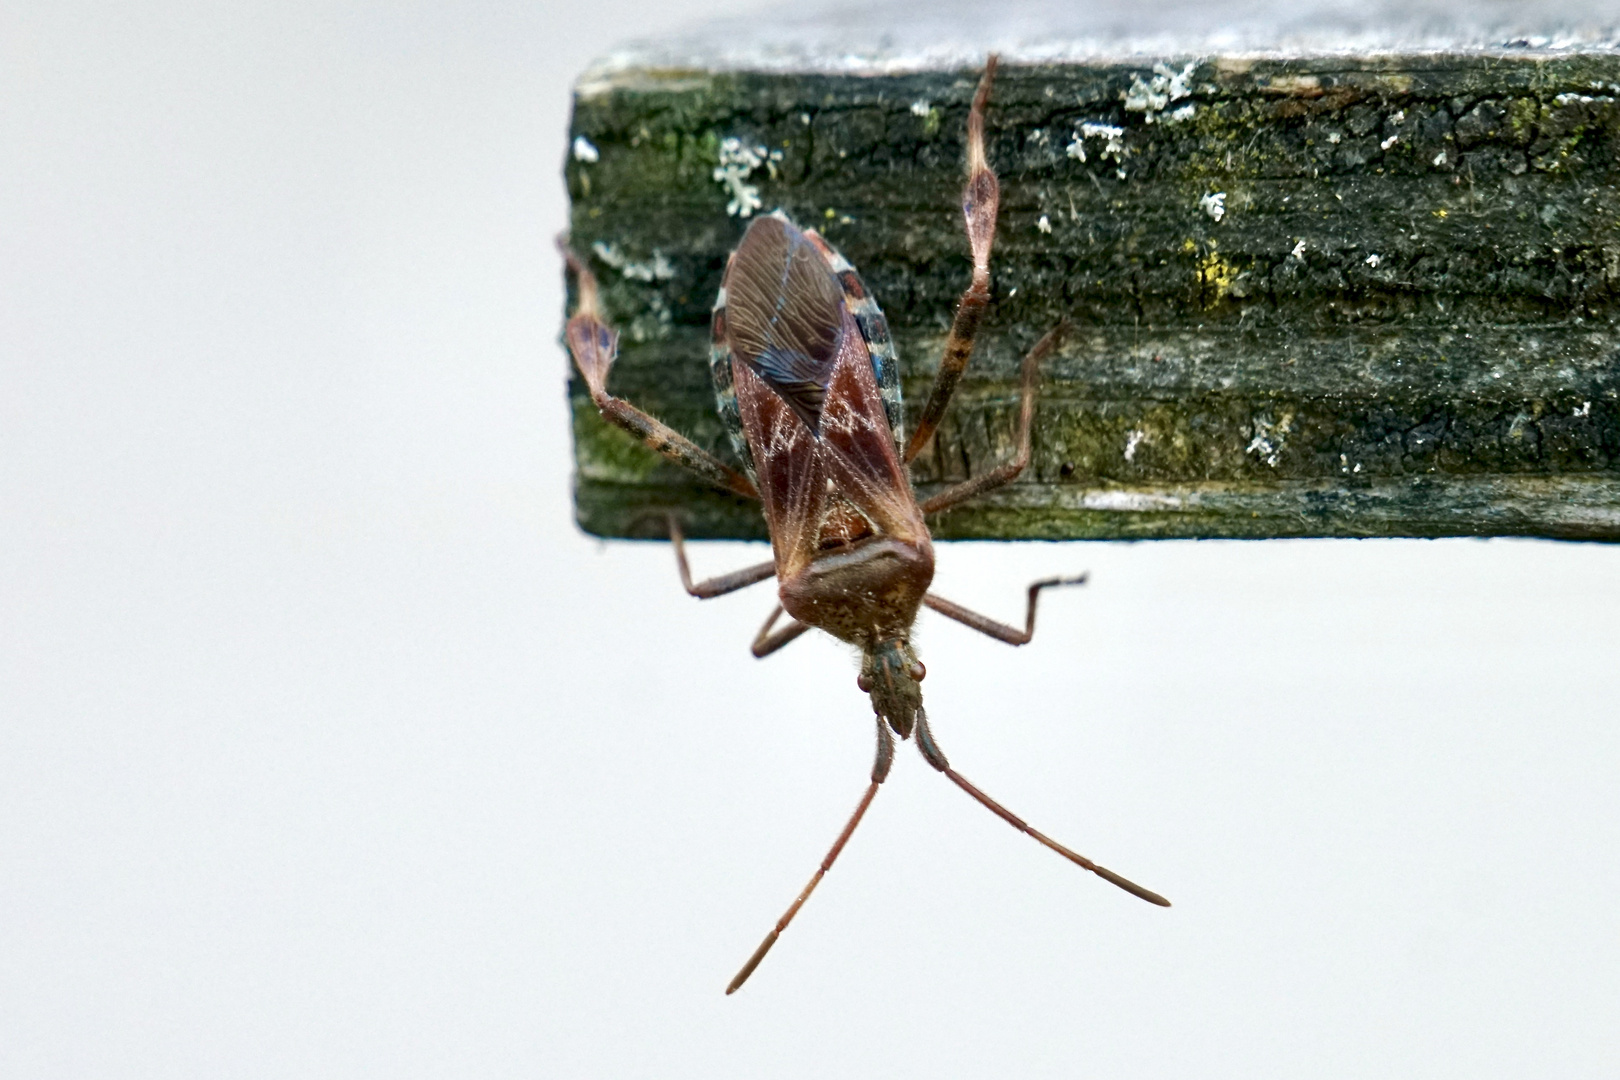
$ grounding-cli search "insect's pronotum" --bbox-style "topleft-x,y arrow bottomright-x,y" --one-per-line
562,56 -> 1168,994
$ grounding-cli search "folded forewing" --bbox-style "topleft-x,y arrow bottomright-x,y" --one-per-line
724,213 -> 927,580
724,215 -> 846,434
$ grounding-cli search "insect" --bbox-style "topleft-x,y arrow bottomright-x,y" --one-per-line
561,56 -> 1168,994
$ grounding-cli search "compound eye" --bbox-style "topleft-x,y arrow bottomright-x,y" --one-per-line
909,661 -> 926,682
856,673 -> 873,693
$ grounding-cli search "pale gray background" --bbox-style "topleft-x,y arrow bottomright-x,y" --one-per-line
2,2 -> 1617,1077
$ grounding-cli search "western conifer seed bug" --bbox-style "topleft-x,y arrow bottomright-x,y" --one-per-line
561,56 -> 1168,994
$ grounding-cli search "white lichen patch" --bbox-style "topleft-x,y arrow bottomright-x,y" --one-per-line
627,294 -> 673,342
1080,490 -> 1183,511
1066,121 -> 1126,165
590,241 -> 675,282
1168,103 -> 1197,123
910,99 -> 942,135
1037,214 -> 1052,234
1200,192 -> 1226,222
713,137 -> 782,218
1124,429 -> 1147,462
1124,61 -> 1197,123
572,136 -> 599,163
1246,412 -> 1293,467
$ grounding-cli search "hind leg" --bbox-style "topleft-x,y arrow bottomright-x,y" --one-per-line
561,243 -> 758,500
917,323 -> 1063,516
922,572 -> 1088,645
904,56 -> 1002,464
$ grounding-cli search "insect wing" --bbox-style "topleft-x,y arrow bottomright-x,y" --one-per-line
813,328 -> 920,543
798,230 -> 905,455
732,360 -> 824,575
723,215 -> 846,433
718,213 -> 927,577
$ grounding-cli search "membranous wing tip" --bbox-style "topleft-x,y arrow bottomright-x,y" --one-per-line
724,214 -> 846,432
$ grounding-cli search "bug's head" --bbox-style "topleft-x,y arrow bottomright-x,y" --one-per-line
858,640 -> 926,738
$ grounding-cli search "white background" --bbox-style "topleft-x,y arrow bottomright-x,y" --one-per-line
3,2 -> 1617,1077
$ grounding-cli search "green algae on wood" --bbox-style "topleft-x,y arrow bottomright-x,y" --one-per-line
564,53 -> 1620,541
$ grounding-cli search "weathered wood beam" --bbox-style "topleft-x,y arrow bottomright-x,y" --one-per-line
564,2 -> 1620,540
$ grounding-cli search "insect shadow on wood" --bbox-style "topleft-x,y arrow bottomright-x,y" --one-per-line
561,55 -> 1169,995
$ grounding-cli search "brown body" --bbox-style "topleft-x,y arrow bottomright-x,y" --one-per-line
721,215 -> 933,653
561,56 -> 1167,995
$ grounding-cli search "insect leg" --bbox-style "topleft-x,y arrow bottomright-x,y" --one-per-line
667,514 -> 776,599
918,322 -> 1063,516
751,605 -> 812,658
560,242 -> 759,500
725,717 -> 895,994
912,709 -> 1171,907
904,55 -> 1001,464
922,574 -> 1087,645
